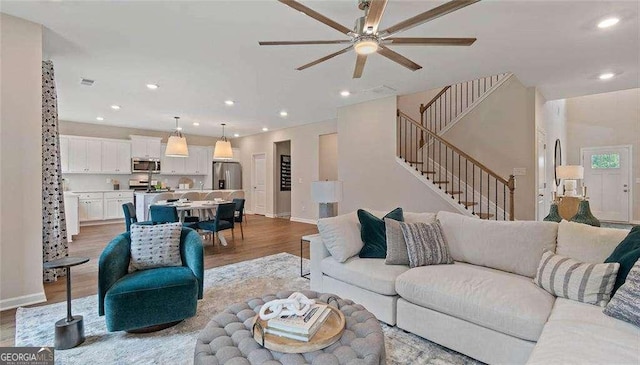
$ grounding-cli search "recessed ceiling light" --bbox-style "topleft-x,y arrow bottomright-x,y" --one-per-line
262,127 -> 269,132
599,72 -> 615,80
96,117 -> 104,121
340,90 -> 351,97
279,111 -> 288,117
224,100 -> 235,106
233,133 -> 240,137
111,105 -> 121,110
193,122 -> 199,126
146,83 -> 159,90
598,17 -> 620,28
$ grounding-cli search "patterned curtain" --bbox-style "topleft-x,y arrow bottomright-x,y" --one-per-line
42,60 -> 68,282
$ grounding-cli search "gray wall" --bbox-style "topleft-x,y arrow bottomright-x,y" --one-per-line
275,140 -> 291,216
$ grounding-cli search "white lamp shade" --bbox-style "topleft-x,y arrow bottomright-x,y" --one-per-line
213,140 -> 233,159
556,165 -> 584,179
165,135 -> 189,157
312,181 -> 343,203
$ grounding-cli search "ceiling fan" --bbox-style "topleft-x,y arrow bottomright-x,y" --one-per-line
259,0 -> 480,78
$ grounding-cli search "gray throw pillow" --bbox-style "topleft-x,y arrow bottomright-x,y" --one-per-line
400,221 -> 453,268
604,258 -> 640,327
384,218 -> 409,265
129,222 -> 183,272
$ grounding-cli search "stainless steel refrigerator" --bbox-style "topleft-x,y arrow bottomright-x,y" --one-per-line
213,162 -> 242,190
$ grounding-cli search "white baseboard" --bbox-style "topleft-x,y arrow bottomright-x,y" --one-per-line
275,212 -> 291,218
630,220 -> 640,225
0,292 -> 47,311
290,217 -> 317,225
265,213 -> 276,218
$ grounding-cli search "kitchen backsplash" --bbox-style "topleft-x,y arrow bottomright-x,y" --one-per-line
63,173 -> 212,191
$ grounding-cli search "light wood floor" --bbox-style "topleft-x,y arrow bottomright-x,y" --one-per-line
0,215 -> 317,346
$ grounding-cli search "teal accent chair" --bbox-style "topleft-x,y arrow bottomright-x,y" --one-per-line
98,227 -> 204,332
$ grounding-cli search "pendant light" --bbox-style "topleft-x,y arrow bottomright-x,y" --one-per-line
213,123 -> 233,159
165,116 -> 189,157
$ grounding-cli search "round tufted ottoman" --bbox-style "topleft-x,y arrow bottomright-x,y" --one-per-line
194,290 -> 386,365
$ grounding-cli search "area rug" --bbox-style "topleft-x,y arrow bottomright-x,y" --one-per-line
16,253 -> 479,365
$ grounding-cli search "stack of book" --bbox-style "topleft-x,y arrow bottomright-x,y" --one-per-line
265,303 -> 331,342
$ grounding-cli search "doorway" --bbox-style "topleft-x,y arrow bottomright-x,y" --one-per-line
274,141 -> 291,218
581,145 -> 632,222
536,129 -> 547,221
251,153 -> 267,215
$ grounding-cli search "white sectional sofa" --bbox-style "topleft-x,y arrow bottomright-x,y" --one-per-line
310,210 -> 640,365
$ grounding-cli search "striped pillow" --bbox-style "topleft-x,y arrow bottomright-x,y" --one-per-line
400,221 -> 453,268
603,258 -> 640,327
534,251 -> 619,307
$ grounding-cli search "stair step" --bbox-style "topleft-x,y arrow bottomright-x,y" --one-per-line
476,212 -> 495,220
421,171 -> 436,174
406,161 -> 423,164
433,181 -> 449,184
446,191 -> 463,195
460,201 -> 478,207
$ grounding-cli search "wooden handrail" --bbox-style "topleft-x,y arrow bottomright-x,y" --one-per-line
420,85 -> 451,114
398,110 -> 511,186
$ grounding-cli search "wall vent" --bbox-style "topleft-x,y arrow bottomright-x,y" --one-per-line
362,85 -> 397,95
80,78 -> 95,86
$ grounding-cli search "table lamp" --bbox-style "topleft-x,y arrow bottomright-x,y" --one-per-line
556,165 -> 584,197
312,181 -> 343,218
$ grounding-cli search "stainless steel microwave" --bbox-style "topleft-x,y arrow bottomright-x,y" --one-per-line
131,158 -> 161,173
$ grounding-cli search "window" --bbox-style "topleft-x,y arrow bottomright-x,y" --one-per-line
591,153 -> 620,169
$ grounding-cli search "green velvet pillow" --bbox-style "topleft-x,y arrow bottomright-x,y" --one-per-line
358,208 -> 404,258
605,225 -> 640,294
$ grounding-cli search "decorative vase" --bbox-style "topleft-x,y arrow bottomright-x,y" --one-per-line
543,203 -> 562,223
570,200 -> 601,227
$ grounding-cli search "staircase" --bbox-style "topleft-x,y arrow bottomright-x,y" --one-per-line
397,73 -> 515,220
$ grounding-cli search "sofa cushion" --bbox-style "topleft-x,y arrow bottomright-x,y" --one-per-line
437,211 -> 558,278
526,298 -> 640,365
395,262 -> 554,341
400,221 -> 453,268
557,220 -> 629,263
605,225 -> 640,293
358,208 -> 403,259
384,218 -> 410,266
403,212 -> 437,224
604,257 -> 640,327
317,212 -> 363,263
321,256 -> 409,296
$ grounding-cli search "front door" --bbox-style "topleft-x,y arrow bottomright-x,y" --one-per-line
252,153 -> 267,215
536,130 -> 547,221
582,146 -> 631,222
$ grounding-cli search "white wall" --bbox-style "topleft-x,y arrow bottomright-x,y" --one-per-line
337,96 -> 455,215
0,14 -> 46,309
235,119 -> 337,223
566,88 -> 640,222
319,133 -> 338,181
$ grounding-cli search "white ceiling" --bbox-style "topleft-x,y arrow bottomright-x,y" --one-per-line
2,1 -> 638,138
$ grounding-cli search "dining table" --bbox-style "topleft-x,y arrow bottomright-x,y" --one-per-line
151,200 -> 233,245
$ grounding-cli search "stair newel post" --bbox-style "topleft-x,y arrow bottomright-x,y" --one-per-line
508,175 -> 515,221
396,112 -> 400,158
420,103 -> 425,148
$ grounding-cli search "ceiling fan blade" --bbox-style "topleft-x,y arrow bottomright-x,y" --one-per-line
385,37 -> 477,46
278,0 -> 352,35
365,0 -> 388,34
380,0 -> 480,36
353,54 -> 367,78
296,46 -> 353,71
259,40 -> 352,46
377,45 -> 422,71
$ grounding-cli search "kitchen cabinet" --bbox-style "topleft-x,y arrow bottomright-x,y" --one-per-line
68,138 -> 102,173
78,192 -> 105,221
131,136 -> 162,158
63,192 -> 79,242
161,152 -> 186,174
103,191 -> 134,219
60,136 -> 70,172
185,146 -> 209,175
102,140 -> 132,174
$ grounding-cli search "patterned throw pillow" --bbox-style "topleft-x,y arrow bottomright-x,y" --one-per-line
399,221 -> 453,268
534,251 -> 619,307
604,258 -> 640,327
129,222 -> 183,272
384,218 -> 409,266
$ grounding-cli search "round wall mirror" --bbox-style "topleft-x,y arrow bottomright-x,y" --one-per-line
554,139 -> 562,187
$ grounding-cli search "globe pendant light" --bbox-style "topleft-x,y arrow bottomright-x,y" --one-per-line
165,116 -> 189,157
214,123 -> 233,159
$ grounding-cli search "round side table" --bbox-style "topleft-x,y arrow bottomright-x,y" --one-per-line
43,256 -> 90,350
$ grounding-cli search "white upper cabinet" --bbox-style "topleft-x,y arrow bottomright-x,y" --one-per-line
130,135 -> 162,158
60,136 -> 69,172
67,137 -> 102,173
102,140 -> 131,174
184,146 -> 209,174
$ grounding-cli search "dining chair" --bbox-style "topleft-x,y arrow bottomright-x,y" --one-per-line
203,191 -> 226,201
232,198 -> 246,239
150,192 -> 174,204
178,191 -> 203,222
197,203 -> 236,245
122,203 -> 152,232
150,205 -> 198,229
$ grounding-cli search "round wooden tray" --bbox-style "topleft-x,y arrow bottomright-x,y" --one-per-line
252,306 -> 345,353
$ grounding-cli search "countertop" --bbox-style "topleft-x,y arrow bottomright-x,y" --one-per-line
66,189 -> 135,193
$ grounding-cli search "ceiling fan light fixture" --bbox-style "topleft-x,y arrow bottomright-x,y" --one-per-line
354,37 -> 379,55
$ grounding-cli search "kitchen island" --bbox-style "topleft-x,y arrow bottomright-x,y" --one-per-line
134,189 -> 244,221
